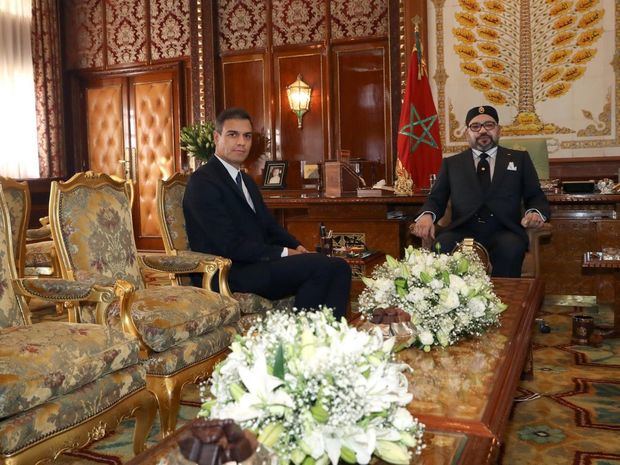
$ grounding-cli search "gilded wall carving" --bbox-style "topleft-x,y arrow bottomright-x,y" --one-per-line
428,0 -> 619,158
331,0 -> 388,40
106,0 -> 147,65
272,0 -> 326,46
218,0 -> 267,52
150,0 -> 191,59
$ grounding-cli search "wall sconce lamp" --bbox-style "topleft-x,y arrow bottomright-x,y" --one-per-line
286,74 -> 312,129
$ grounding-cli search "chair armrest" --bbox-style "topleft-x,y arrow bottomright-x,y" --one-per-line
13,277 -> 113,302
140,252 -> 235,298
26,224 -> 51,241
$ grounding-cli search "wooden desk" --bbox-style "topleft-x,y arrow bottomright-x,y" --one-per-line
264,192 -> 620,295
400,278 -> 543,441
582,252 -> 620,336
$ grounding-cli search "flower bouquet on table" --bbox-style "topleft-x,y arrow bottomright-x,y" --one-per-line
199,308 -> 425,465
359,246 -> 507,352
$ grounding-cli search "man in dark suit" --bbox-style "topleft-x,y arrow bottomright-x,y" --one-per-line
411,105 -> 550,277
183,108 -> 351,318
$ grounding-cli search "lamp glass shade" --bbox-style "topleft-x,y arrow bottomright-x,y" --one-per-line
286,74 -> 311,128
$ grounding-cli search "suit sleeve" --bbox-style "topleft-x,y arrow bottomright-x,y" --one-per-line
183,173 -> 288,263
521,152 -> 551,220
252,190 -> 301,249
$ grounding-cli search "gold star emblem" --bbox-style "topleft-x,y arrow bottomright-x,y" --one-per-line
478,106 -> 485,114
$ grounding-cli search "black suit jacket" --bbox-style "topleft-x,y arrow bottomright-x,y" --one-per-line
183,157 -> 300,287
420,146 -> 551,243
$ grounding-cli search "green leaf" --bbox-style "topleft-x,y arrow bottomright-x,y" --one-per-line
273,343 -> 285,380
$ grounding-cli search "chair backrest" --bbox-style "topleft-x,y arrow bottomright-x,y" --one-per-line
156,172 -> 191,255
500,138 -> 550,180
0,186 -> 30,328
49,171 -> 145,290
0,176 -> 29,277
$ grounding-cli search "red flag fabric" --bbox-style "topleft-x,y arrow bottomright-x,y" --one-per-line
397,32 -> 442,189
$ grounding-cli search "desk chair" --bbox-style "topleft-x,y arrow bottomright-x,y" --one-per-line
500,137 -> 550,180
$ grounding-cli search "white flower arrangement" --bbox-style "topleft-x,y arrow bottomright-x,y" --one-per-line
199,309 -> 425,465
359,246 -> 507,351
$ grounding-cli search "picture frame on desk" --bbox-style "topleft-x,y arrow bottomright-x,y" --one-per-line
263,161 -> 287,189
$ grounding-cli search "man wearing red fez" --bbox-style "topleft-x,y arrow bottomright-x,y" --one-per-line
411,105 -> 550,277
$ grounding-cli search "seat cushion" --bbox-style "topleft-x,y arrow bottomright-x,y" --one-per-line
108,286 -> 239,353
143,326 -> 234,376
234,292 -> 294,315
0,322 -> 139,419
0,364 -> 145,456
24,241 -> 55,268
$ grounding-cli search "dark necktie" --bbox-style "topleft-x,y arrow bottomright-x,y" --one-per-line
477,152 -> 491,193
235,171 -> 243,192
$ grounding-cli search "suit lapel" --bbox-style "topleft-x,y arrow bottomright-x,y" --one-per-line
490,147 -> 510,193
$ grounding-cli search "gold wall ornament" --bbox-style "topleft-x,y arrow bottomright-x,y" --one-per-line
394,159 -> 414,196
451,0 -> 604,135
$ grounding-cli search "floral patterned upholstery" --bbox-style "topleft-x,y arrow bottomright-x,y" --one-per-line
51,172 -> 240,435
0,185 -> 156,463
143,327 -> 234,376
106,286 -> 239,352
2,187 -> 25,264
0,321 -> 139,419
0,364 -> 145,456
24,241 -> 55,268
235,292 -> 294,315
58,185 -> 144,289
162,181 -> 191,251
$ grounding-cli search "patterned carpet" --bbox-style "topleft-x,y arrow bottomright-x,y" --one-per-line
28,295 -> 620,464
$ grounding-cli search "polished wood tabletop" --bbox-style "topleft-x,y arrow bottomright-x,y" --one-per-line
400,278 -> 544,440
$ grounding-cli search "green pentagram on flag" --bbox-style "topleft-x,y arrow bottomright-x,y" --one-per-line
399,104 -> 439,153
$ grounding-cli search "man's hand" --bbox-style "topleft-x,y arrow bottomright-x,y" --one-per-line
288,245 -> 309,255
410,214 -> 435,240
521,211 -> 545,229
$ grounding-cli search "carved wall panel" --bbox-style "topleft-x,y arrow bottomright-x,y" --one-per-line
272,0 -> 326,46
106,0 -> 147,65
150,0 -> 191,60
330,0 -> 388,40
218,0 -> 267,52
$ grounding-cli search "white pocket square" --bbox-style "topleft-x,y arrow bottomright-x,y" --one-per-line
507,162 -> 517,171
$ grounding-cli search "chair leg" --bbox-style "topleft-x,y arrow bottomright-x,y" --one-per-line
146,376 -> 184,438
132,391 -> 158,454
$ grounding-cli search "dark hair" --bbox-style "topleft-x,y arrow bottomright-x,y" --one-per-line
215,108 -> 253,133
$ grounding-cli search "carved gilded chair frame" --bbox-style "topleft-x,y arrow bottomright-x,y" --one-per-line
0,187 -> 157,465
48,171 -> 236,436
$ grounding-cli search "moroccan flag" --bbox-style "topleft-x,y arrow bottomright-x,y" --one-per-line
397,30 -> 442,189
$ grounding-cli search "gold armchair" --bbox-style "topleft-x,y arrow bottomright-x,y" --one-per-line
156,172 -> 294,330
0,176 -> 59,279
0,187 -> 157,465
49,171 -> 240,436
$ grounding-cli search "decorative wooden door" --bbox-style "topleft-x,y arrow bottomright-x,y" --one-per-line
78,64 -> 185,249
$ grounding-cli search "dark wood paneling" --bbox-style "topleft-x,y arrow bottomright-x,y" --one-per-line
221,55 -> 268,179
550,156 -> 620,182
274,50 -> 326,165
333,42 -> 391,183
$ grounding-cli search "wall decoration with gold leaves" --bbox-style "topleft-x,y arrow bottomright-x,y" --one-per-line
427,0 -> 619,157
